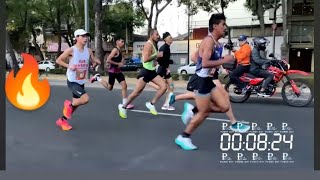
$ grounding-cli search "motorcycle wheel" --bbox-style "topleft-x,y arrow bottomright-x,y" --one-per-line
225,81 -> 251,103
281,79 -> 314,107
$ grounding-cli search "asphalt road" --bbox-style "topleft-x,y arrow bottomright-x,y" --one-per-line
6,82 -> 314,171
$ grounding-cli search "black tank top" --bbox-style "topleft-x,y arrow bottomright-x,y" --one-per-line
110,47 -> 122,68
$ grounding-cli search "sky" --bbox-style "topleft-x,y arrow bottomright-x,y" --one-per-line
134,0 -> 283,37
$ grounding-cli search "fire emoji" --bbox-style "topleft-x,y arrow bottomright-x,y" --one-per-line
5,53 -> 51,110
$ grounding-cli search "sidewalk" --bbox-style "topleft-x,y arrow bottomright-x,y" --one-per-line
36,73 -> 283,93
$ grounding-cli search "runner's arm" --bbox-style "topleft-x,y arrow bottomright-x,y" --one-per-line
142,43 -> 157,62
89,49 -> 101,66
201,40 -> 230,68
56,47 -> 73,68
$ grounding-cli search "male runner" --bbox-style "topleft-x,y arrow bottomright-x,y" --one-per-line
90,36 -> 134,109
174,13 -> 241,150
55,29 -> 101,131
149,32 -> 175,110
170,48 -> 250,133
118,29 -> 167,118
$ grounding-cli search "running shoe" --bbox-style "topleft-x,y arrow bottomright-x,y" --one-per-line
181,102 -> 194,125
63,100 -> 73,119
230,122 -> 251,133
161,105 -> 175,111
175,135 -> 197,150
118,104 -> 127,119
146,102 -> 157,115
90,73 -> 100,83
56,118 -> 72,131
168,93 -> 176,106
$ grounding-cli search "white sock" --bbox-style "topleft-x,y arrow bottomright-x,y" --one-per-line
97,76 -> 102,82
122,98 -> 127,105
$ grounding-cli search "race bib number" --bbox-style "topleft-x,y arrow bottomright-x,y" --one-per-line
76,70 -> 87,80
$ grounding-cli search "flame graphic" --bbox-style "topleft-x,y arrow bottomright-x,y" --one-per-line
5,53 -> 50,110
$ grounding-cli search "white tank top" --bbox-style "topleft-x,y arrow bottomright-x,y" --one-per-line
66,46 -> 90,84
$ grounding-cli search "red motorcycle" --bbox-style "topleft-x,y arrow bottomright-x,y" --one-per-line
223,54 -> 313,107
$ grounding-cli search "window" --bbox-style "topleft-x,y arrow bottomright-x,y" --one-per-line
44,62 -> 49,64
290,21 -> 314,43
292,0 -> 314,16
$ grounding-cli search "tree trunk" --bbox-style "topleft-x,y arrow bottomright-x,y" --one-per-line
31,28 -> 44,61
257,0 -> 265,36
94,0 -> 104,72
6,31 -> 20,77
57,0 -> 62,56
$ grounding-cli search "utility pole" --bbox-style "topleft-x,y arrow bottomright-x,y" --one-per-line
84,0 -> 90,48
272,0 -> 277,55
187,0 -> 190,65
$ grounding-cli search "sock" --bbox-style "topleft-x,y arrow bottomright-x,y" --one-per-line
182,132 -> 191,138
62,116 -> 67,121
97,76 -> 102,82
231,122 -> 238,127
192,107 -> 198,114
69,103 -> 75,109
122,98 -> 127,105
150,102 -> 154,105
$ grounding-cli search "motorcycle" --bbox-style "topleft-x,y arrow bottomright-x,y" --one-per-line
222,53 -> 314,107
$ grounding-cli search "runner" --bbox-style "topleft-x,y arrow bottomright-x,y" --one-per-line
170,48 -> 250,133
90,36 -> 134,109
118,29 -> 167,118
55,29 -> 101,131
174,13 -> 244,150
148,32 -> 175,111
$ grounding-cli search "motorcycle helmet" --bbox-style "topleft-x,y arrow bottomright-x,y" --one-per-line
253,37 -> 269,51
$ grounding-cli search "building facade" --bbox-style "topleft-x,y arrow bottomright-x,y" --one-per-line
286,0 -> 314,72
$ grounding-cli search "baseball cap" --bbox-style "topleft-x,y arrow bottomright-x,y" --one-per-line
74,29 -> 90,37
238,35 -> 248,41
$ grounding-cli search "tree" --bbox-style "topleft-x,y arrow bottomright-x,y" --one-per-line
244,0 -> 281,36
134,0 -> 172,32
94,0 -> 104,71
178,0 -> 238,15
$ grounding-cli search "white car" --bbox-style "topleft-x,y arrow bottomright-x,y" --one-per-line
38,60 -> 55,71
177,63 -> 196,74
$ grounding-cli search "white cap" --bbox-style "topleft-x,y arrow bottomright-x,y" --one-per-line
74,29 -> 90,37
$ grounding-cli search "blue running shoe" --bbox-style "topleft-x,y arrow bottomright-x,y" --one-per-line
181,102 -> 194,125
168,93 -> 176,106
230,122 -> 250,133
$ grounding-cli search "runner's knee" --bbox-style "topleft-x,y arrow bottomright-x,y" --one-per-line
81,95 -> 90,104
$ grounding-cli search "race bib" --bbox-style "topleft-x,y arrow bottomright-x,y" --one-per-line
76,70 -> 87,80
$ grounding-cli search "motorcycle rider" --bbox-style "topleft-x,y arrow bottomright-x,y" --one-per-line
230,35 -> 251,94
250,37 -> 274,97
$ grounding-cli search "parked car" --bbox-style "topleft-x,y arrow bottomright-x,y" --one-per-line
38,60 -> 55,71
120,58 -> 143,72
177,63 -> 196,74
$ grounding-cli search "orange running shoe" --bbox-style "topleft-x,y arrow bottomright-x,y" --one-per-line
63,100 -> 73,119
56,118 -> 72,131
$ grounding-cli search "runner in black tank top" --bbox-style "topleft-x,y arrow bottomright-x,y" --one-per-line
90,36 -> 134,109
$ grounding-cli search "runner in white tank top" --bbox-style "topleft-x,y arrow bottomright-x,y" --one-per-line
55,29 -> 101,131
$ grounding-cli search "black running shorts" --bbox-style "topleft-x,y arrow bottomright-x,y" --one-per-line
137,67 -> 158,83
186,74 -> 216,95
67,80 -> 86,98
108,72 -> 125,86
157,66 -> 171,79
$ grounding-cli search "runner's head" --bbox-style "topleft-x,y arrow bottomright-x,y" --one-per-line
74,29 -> 90,46
115,36 -> 125,48
208,13 -> 227,38
163,32 -> 173,45
148,29 -> 159,43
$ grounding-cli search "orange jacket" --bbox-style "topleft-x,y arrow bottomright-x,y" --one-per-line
234,43 -> 251,65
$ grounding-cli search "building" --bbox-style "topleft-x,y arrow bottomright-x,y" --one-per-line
285,0 -> 314,72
